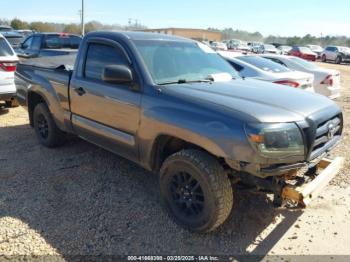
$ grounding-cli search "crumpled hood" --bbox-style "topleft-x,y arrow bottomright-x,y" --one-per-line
163,78 -> 339,123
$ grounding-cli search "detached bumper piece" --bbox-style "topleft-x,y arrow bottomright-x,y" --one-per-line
281,157 -> 344,207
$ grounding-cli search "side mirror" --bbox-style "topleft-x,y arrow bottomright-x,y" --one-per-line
102,65 -> 133,85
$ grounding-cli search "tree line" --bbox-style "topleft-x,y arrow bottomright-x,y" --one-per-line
0,18 -> 147,35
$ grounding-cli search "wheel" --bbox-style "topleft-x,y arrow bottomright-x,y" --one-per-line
160,149 -> 233,232
322,55 -> 327,62
33,103 -> 66,147
335,56 -> 342,64
5,99 -> 19,108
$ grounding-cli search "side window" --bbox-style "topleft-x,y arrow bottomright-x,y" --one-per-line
44,36 -> 61,49
22,36 -> 33,50
84,43 -> 129,81
70,36 -> 81,49
228,61 -> 243,72
334,47 -> 338,52
31,36 -> 42,50
267,58 -> 286,66
241,66 -> 258,77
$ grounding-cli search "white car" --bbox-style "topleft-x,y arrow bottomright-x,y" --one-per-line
0,33 -> 19,107
278,45 -> 292,55
260,54 -> 341,99
306,44 -> 323,58
248,42 -> 263,53
210,41 -> 228,51
218,51 -> 315,92
261,44 -> 279,54
227,39 -> 250,52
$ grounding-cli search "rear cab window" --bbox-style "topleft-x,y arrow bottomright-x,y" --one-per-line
44,34 -> 82,49
84,43 -> 129,81
0,38 -> 14,56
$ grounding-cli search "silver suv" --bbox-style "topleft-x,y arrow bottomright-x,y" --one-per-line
321,46 -> 350,64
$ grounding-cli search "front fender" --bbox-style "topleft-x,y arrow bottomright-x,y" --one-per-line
138,105 -> 255,170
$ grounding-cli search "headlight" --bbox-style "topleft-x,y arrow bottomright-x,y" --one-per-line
245,123 -> 305,158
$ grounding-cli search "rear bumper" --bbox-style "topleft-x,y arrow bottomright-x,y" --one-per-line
0,92 -> 16,101
327,86 -> 341,99
302,56 -> 317,61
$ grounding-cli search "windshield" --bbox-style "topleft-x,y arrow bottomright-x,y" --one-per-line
237,56 -> 290,73
290,57 -> 318,70
339,47 -> 350,53
134,40 -> 239,85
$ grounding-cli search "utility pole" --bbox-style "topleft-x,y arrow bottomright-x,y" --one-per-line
81,0 -> 85,36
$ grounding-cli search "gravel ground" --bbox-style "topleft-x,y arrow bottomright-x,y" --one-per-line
0,62 -> 349,259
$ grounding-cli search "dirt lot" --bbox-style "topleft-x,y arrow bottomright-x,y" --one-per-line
0,62 -> 350,259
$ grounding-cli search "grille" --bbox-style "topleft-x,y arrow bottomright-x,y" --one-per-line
309,114 -> 342,160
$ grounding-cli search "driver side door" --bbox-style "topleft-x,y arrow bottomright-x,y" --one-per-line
70,39 -> 142,162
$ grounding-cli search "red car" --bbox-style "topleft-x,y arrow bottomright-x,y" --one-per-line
288,46 -> 317,61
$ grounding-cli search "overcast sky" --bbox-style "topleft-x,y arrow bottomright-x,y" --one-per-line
2,0 -> 350,37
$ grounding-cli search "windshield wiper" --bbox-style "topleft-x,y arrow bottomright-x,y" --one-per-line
157,79 -> 213,86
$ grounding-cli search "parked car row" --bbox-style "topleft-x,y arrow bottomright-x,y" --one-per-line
0,31 -> 82,107
16,32 -> 81,58
218,51 -> 341,99
260,54 -> 341,99
0,25 -> 82,58
219,51 -> 315,92
223,38 -> 350,65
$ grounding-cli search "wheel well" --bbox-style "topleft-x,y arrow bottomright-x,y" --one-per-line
28,92 -> 45,126
151,135 -> 216,172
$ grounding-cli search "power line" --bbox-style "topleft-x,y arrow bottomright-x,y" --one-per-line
81,0 -> 85,36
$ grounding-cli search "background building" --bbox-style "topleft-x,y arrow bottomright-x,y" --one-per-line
142,28 -> 222,42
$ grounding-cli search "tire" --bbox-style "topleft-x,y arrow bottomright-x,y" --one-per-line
33,103 -> 66,147
335,56 -> 342,64
160,149 -> 233,233
5,99 -> 19,108
322,55 -> 327,62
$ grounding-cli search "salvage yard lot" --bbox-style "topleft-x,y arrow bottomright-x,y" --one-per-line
0,63 -> 349,258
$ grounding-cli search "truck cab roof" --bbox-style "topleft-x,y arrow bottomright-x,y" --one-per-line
87,31 -> 194,42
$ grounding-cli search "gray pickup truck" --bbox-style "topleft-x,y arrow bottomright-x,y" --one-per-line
15,31 -> 343,232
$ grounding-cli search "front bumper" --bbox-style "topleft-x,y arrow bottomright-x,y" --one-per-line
225,132 -> 341,178
282,157 -> 344,206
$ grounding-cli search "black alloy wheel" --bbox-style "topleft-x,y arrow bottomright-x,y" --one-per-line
169,171 -> 205,217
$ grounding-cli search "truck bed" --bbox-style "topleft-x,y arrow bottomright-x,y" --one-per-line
18,54 -> 76,71
15,55 -> 76,108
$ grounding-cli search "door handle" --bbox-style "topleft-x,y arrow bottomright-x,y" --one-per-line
74,87 -> 86,96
